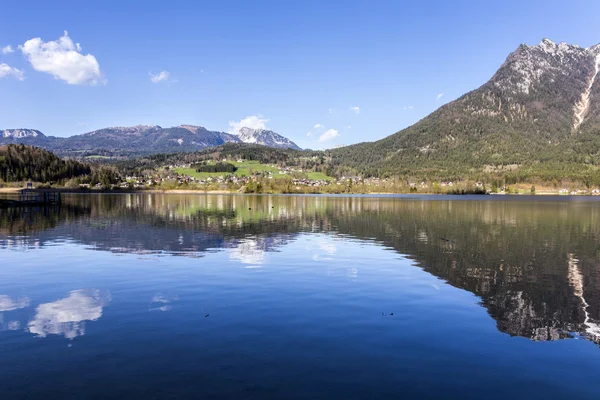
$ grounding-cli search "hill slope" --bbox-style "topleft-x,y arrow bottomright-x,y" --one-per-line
332,39 -> 600,181
0,144 -> 90,182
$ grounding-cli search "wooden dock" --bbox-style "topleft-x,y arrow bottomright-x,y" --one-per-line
0,189 -> 61,208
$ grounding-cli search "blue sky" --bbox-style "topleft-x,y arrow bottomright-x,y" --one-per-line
1,0 -> 600,149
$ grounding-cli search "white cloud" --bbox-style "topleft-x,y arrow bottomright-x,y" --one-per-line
350,106 -> 360,114
328,108 -> 334,114
20,31 -> 103,85
0,63 -> 24,80
228,115 -> 269,133
319,128 -> 339,143
436,93 -> 444,101
403,105 -> 414,110
1,45 -> 14,54
347,125 -> 352,129
150,70 -> 170,83
306,132 -> 312,137
314,123 -> 324,129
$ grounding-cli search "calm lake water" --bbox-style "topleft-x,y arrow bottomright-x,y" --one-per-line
1,193 -> 600,399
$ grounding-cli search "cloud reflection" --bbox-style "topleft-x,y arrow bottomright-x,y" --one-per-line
313,239 -> 337,261
7,320 -> 20,330
149,293 -> 177,312
0,295 -> 30,311
229,238 -> 266,265
28,289 -> 110,339
0,313 -> 22,332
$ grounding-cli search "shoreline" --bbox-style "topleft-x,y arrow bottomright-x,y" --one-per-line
1,187 -> 599,196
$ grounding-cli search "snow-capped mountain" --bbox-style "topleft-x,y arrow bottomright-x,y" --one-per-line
1,129 -> 45,139
235,127 -> 301,150
0,124 -> 301,155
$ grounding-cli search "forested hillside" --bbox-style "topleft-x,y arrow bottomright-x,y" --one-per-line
0,144 -> 91,183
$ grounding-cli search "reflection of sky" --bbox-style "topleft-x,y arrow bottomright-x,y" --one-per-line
0,313 -> 21,332
0,295 -> 30,332
312,239 -> 337,261
0,295 -> 30,311
228,238 -> 266,265
28,289 -> 110,339
225,235 -> 295,267
149,293 -> 177,312
2,194 -> 600,352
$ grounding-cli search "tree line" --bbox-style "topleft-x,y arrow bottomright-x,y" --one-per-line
0,144 -> 91,183
0,144 -> 121,187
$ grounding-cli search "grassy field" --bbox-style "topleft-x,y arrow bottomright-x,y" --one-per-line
175,161 -> 283,179
231,161 -> 280,176
175,160 -> 335,181
173,167 -> 225,179
306,171 -> 334,181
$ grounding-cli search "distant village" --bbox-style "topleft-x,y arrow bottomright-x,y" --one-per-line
103,158 -> 399,191
77,158 -> 600,195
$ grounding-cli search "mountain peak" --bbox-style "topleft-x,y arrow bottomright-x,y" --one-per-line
588,43 -> 600,55
493,39 -> 598,96
237,126 -> 266,135
179,125 -> 208,133
1,129 -> 45,139
539,38 -> 556,49
86,125 -> 162,137
119,124 -> 160,130
532,39 -> 600,54
531,38 -> 584,55
236,127 -> 301,150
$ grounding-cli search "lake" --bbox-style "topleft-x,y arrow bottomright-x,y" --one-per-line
1,193 -> 600,399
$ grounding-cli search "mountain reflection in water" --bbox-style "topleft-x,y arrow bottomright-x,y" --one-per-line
1,193 -> 600,346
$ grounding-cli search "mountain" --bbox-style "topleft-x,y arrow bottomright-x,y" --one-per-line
0,124 -> 300,156
332,39 -> 600,182
60,125 -> 241,154
235,127 -> 301,150
1,129 -> 45,139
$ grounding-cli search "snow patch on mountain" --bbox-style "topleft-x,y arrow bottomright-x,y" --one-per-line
235,127 -> 301,150
1,129 -> 44,138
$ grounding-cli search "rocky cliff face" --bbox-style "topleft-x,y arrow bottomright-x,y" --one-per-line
477,39 -> 600,135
